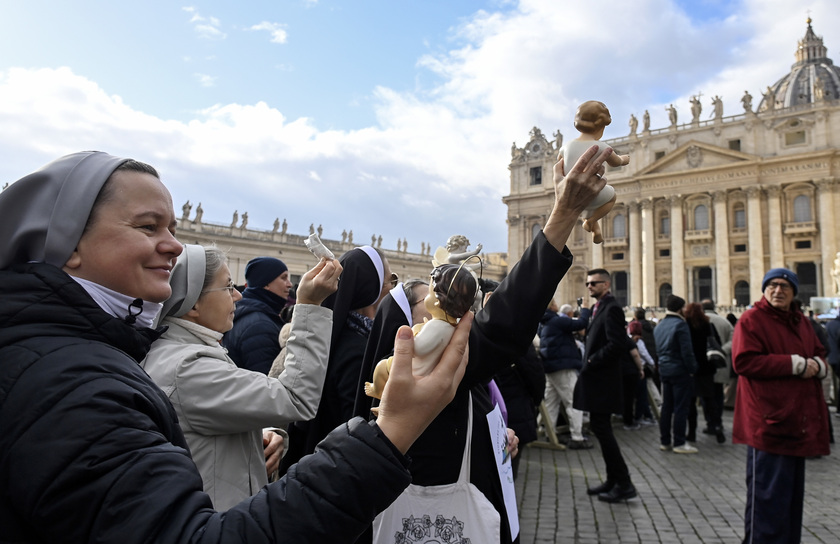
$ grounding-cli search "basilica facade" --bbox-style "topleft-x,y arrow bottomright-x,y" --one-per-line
504,19 -> 840,311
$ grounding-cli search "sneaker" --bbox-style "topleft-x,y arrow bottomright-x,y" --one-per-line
659,444 -> 672,451
622,423 -> 641,431
673,443 -> 699,454
568,439 -> 595,450
638,417 -> 657,426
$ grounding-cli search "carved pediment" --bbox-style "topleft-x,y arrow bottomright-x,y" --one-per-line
638,141 -> 756,176
769,116 -> 816,132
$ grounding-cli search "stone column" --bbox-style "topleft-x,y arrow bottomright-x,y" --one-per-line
628,201 -> 642,307
641,198 -> 656,308
712,191 -> 731,306
817,178 -> 838,294
765,185 -> 784,269
670,195 -> 686,296
506,215 -> 523,268
746,186 -> 765,302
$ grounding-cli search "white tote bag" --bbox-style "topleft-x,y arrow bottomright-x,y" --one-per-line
372,393 -> 501,543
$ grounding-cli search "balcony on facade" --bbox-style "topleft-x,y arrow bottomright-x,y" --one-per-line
684,229 -> 713,241
603,237 -> 628,248
783,221 -> 817,236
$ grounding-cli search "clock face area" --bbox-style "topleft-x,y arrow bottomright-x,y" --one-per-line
531,143 -> 541,153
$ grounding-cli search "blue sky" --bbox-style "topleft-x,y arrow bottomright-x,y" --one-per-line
1,0 -> 836,254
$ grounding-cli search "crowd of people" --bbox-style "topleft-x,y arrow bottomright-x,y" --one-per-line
538,268 -> 835,542
0,146 -> 834,543
0,144 -> 615,543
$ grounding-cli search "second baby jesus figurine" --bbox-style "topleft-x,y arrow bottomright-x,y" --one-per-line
559,100 -> 630,243
364,262 -> 477,405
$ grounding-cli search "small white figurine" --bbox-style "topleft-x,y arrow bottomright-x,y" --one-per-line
304,233 -> 335,260
364,263 -> 477,402
559,100 -> 630,244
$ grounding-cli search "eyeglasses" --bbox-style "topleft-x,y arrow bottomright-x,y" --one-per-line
765,281 -> 792,292
389,273 -> 399,288
202,280 -> 237,295
585,280 -> 606,287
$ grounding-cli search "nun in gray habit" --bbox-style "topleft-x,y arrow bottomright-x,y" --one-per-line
142,243 -> 333,510
0,151 -> 442,543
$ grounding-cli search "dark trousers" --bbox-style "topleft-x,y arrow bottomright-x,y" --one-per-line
700,383 -> 724,429
660,374 -> 694,447
635,376 -> 652,420
589,411 -> 631,486
621,373 -> 638,425
744,446 -> 805,544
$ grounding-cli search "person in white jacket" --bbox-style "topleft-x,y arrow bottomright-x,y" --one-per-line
142,244 -> 342,509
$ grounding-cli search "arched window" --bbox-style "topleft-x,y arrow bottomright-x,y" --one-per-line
660,212 -> 670,236
659,283 -> 672,308
795,262 -> 817,303
793,195 -> 811,222
733,204 -> 746,228
612,214 -> 626,238
613,271 -> 628,306
694,204 -> 709,230
734,280 -> 750,306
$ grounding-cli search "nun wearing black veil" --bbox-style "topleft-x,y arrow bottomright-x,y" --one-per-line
352,280 -> 417,419
280,245 -> 392,474
0,151 -> 472,543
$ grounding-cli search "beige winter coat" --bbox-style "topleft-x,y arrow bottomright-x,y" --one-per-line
141,304 -> 331,510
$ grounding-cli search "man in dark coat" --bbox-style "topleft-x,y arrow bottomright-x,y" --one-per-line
573,268 -> 638,503
223,256 -> 292,374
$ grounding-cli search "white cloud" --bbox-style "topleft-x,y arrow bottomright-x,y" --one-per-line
2,0 -> 840,253
248,21 -> 289,44
194,73 -> 218,87
184,7 -> 226,40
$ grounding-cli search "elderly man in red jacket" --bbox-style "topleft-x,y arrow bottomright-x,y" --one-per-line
732,267 -> 830,544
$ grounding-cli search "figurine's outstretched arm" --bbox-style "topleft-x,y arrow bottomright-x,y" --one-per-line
447,246 -> 482,263
607,153 -> 630,167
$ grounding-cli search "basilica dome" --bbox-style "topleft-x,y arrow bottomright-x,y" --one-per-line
758,18 -> 840,111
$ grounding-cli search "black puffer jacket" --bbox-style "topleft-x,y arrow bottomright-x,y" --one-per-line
0,264 -> 410,544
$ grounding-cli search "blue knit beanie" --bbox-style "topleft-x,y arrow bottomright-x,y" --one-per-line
761,267 -> 799,295
245,257 -> 288,288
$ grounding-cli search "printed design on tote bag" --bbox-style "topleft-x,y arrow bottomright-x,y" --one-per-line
393,514 -> 469,543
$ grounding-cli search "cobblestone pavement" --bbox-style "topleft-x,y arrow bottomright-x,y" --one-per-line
513,411 -> 840,543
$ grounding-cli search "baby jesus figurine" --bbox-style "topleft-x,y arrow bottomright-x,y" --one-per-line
559,100 -> 630,244
431,234 -> 482,270
364,263 -> 477,403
